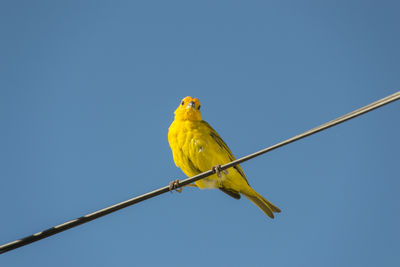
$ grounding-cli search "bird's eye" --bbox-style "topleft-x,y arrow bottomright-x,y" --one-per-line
181,101 -> 184,106
198,105 -> 201,110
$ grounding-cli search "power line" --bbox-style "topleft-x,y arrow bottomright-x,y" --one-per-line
1,91 -> 399,254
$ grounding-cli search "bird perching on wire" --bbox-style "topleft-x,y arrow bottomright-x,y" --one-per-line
168,96 -> 281,218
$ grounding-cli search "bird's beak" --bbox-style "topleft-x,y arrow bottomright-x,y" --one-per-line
186,101 -> 196,109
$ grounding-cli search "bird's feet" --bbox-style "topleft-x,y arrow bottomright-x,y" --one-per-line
212,165 -> 226,178
169,179 -> 183,193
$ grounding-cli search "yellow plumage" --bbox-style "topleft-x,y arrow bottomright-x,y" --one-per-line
168,96 -> 280,218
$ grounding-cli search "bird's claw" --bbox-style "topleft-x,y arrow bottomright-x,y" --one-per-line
212,165 -> 225,178
169,179 -> 183,193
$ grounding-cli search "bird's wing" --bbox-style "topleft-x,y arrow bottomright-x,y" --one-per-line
200,120 -> 249,185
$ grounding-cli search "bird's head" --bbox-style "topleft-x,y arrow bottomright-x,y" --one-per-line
174,96 -> 202,121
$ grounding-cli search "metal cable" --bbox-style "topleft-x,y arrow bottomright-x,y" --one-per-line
1,90 -> 399,254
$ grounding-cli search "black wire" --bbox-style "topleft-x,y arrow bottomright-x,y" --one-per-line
1,91 -> 399,254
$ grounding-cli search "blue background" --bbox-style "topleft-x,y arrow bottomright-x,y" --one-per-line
1,1 -> 399,266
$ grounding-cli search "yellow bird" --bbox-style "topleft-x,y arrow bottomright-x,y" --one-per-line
168,96 -> 280,218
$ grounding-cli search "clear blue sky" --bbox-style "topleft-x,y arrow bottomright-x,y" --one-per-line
1,1 -> 399,266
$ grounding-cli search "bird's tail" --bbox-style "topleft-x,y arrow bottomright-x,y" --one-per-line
241,187 -> 281,219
